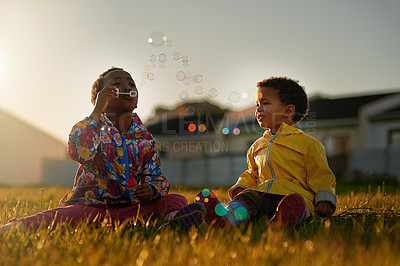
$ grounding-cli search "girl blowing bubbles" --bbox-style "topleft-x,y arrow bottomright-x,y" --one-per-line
1,67 -> 188,233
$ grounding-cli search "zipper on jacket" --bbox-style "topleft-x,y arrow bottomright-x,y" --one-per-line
264,131 -> 281,193
121,134 -> 130,180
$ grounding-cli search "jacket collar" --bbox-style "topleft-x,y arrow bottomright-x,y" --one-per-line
262,122 -> 303,139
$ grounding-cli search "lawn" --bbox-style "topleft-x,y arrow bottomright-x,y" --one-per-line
0,184 -> 399,266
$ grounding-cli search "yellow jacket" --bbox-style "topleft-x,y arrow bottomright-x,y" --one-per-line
228,123 -> 336,216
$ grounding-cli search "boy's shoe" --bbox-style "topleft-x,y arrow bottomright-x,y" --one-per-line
167,202 -> 205,231
195,189 -> 250,227
268,193 -> 307,227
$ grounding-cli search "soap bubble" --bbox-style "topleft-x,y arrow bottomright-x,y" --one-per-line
180,55 -> 189,66
158,62 -> 167,68
141,72 -> 148,79
165,40 -> 174,47
242,92 -> 249,99
186,106 -> 195,115
179,91 -> 189,100
158,53 -> 167,63
148,31 -> 166,48
147,72 -> 155,81
172,52 -> 181,61
208,88 -> 218,98
176,71 -> 186,81
228,92 -> 240,103
149,55 -> 157,62
183,78 -> 192,86
195,86 -> 204,95
194,74 -> 204,83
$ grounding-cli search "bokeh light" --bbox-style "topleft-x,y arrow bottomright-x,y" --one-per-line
198,124 -> 207,132
188,123 -> 196,132
222,128 -> 229,135
242,92 -> 249,99
233,128 -> 240,135
202,189 -> 210,197
215,203 -> 228,216
234,207 -> 248,221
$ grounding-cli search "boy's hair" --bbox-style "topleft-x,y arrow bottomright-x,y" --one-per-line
257,77 -> 309,123
91,67 -> 124,105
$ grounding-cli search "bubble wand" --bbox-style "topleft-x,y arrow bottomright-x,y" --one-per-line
115,88 -> 137,97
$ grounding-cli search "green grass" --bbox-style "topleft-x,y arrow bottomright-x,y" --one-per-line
1,184 -> 400,265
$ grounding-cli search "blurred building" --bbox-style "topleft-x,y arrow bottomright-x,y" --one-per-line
0,107 -> 77,186
2,89 -> 399,187
145,91 -> 400,185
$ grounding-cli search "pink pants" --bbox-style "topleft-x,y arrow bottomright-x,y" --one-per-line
16,194 -> 188,230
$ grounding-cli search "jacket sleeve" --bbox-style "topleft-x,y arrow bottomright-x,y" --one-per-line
228,145 -> 259,199
67,117 -> 102,164
141,139 -> 170,198
305,140 -> 337,209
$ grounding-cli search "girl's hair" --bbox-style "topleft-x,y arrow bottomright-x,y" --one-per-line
91,67 -> 124,105
257,77 -> 309,123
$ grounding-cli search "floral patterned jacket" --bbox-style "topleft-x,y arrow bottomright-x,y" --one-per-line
59,113 -> 170,206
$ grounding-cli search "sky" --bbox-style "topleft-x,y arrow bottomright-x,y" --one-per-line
0,0 -> 399,144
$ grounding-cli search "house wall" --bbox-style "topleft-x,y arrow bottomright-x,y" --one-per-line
349,147 -> 400,182
0,109 -> 67,185
368,120 -> 400,149
161,155 -> 247,187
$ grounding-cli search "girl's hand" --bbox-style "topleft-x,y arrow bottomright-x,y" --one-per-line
132,184 -> 154,201
90,86 -> 118,121
315,201 -> 334,218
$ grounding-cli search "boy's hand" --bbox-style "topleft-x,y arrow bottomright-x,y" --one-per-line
231,187 -> 245,198
132,184 -> 154,201
315,201 -> 334,218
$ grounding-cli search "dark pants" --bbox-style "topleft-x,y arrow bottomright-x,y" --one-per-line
233,189 -> 285,220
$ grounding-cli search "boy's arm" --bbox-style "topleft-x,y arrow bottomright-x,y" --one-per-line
67,117 -> 102,164
306,140 -> 337,214
228,146 -> 259,199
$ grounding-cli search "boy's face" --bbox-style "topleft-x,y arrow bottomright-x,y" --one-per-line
255,87 -> 291,132
103,70 -> 138,114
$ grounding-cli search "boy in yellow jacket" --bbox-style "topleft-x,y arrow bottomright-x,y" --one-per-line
185,77 -> 336,228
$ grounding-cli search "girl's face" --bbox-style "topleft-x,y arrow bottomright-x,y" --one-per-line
102,70 -> 138,114
255,87 -> 292,133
